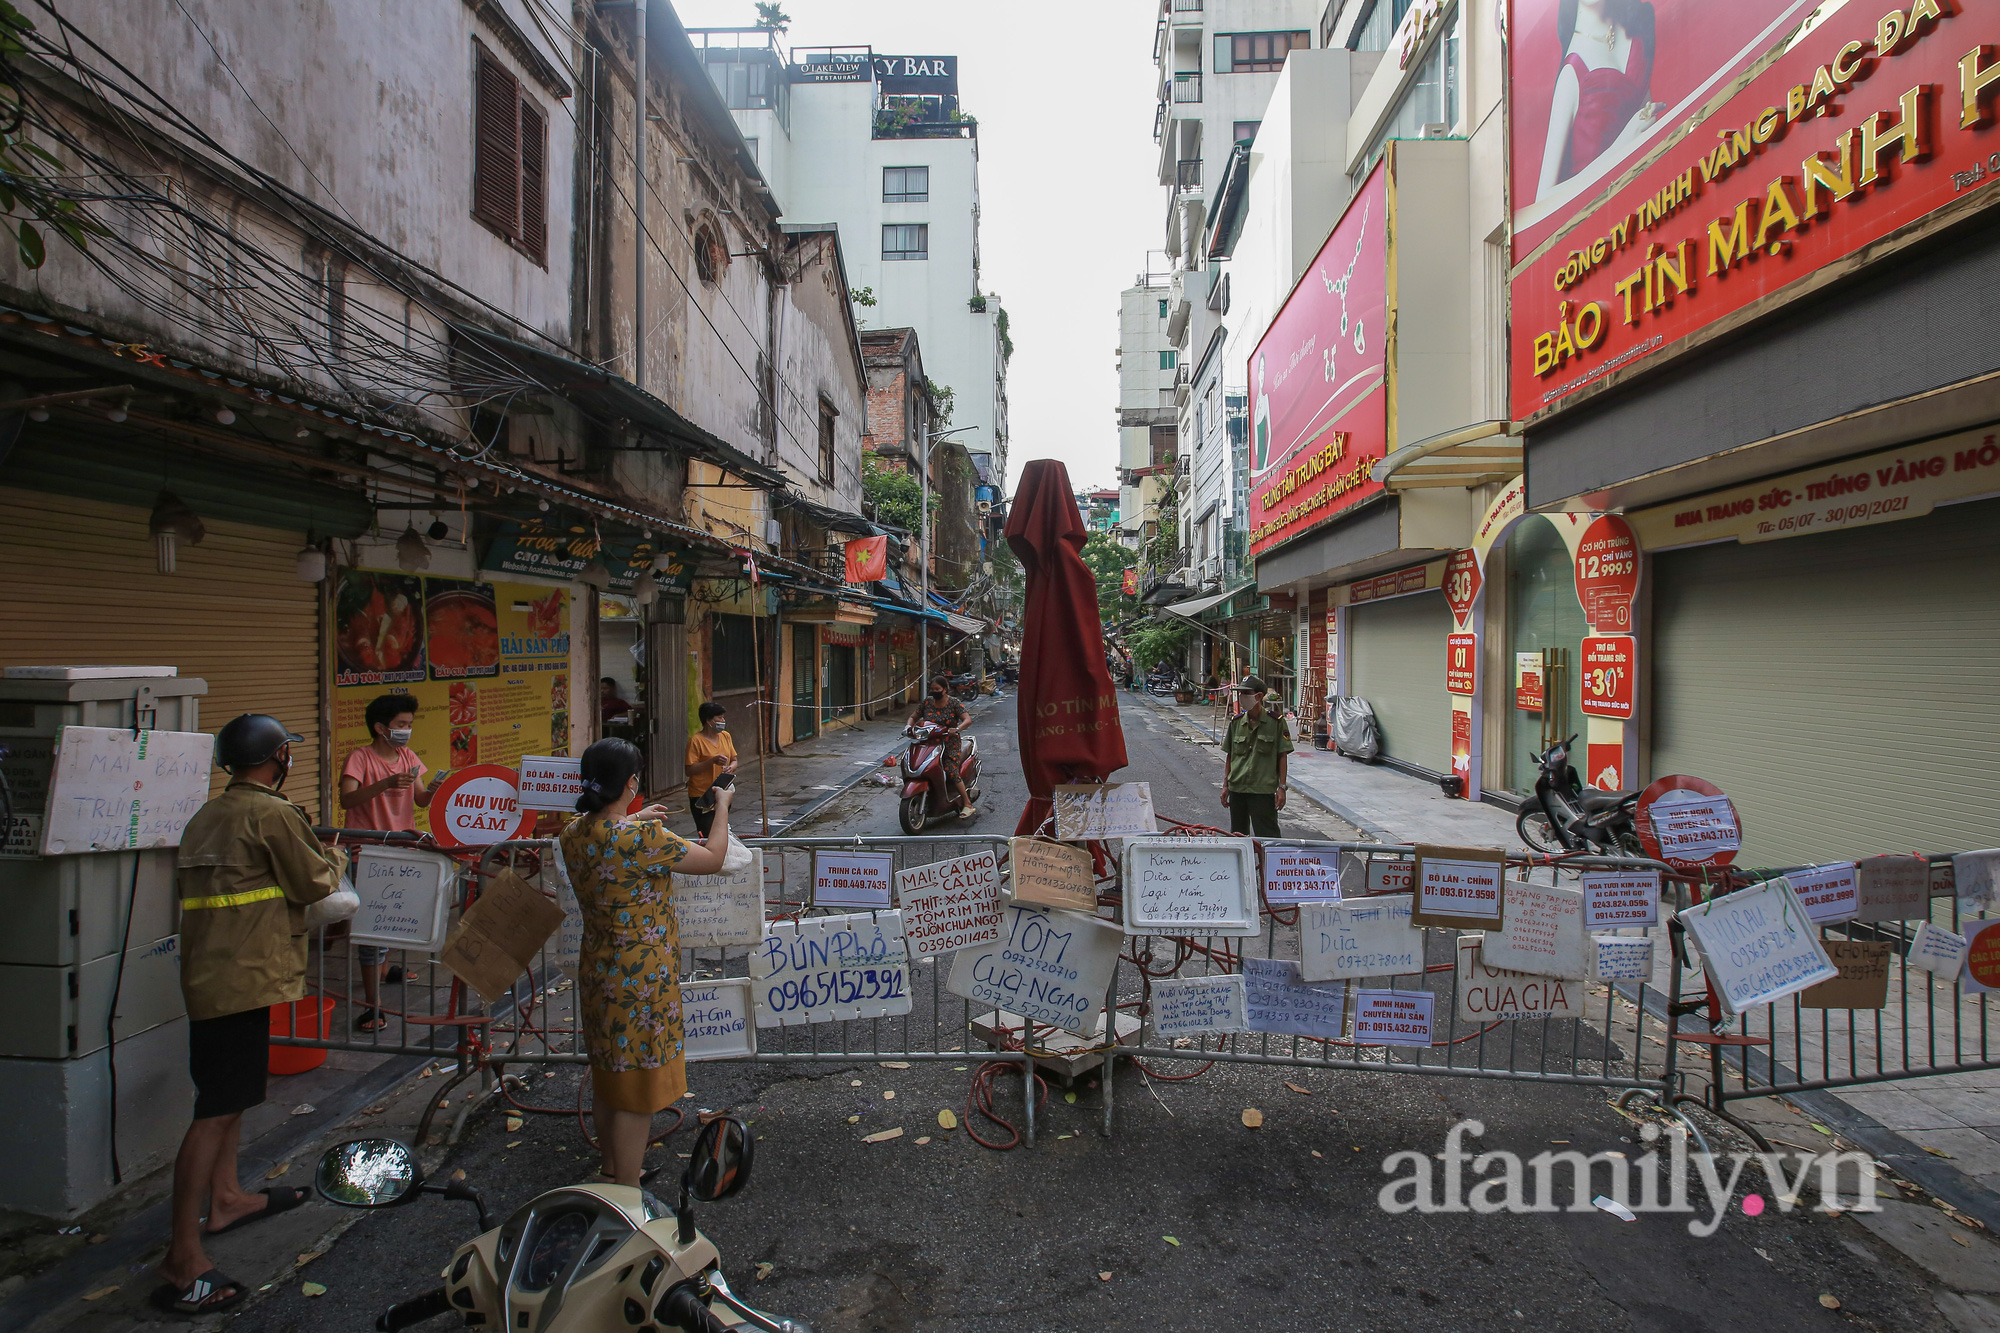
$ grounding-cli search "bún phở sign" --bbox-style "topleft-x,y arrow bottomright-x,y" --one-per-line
752,911 -> 912,1028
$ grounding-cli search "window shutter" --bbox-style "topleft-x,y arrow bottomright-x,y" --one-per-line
519,100 -> 547,262
473,50 -> 520,237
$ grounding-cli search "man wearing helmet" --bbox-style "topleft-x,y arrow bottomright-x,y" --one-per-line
153,714 -> 348,1316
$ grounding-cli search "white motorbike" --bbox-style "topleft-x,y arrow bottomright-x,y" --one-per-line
315,1116 -> 810,1333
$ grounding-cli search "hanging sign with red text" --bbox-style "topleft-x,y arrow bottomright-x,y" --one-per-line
1445,633 -> 1477,696
1443,550 -> 1481,627
1579,636 -> 1635,719
1574,516 -> 1639,632
1636,775 -> 1742,870
427,764 -> 535,848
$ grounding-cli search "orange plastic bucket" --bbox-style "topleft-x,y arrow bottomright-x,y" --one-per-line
267,997 -> 336,1076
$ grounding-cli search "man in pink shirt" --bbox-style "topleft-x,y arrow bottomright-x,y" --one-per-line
338,693 -> 443,1030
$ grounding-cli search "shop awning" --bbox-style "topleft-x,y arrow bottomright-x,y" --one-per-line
1163,588 -> 1231,618
1372,420 -> 1521,490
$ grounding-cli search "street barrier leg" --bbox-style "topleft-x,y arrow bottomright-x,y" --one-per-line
1022,1053 -> 1036,1149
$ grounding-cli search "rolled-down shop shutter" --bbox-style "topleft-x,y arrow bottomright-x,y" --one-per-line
1347,589 -> 1453,774
0,488 -> 326,819
1650,495 -> 2000,866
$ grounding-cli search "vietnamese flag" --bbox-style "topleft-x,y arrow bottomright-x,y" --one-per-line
1005,459 -> 1128,835
844,535 -> 888,582
1120,568 -> 1138,597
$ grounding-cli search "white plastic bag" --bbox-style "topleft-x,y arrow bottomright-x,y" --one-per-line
720,832 -> 753,875
305,877 -> 361,930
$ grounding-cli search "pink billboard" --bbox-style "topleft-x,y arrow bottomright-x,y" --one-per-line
1248,161 -> 1388,559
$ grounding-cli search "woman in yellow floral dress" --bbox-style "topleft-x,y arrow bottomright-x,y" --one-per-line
559,737 -> 735,1185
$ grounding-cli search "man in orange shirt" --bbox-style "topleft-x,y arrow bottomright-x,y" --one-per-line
337,693 -> 443,1030
685,701 -> 738,836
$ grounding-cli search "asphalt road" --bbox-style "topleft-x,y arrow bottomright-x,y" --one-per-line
232,697 -> 1950,1333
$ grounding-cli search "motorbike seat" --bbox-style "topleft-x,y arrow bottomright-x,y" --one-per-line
1577,789 -> 1637,811
960,734 -> 978,757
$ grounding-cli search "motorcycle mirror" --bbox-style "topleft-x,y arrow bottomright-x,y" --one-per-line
316,1138 -> 420,1208
684,1115 -> 754,1203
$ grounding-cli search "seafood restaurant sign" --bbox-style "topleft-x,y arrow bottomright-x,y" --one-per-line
1512,0 -> 2000,418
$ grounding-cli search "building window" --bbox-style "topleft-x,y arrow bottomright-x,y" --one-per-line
1232,120 -> 1262,145
1348,0 -> 1410,54
1158,298 -> 1169,319
1159,350 -> 1177,370
692,217 -> 727,285
1351,27 -> 1460,185
882,223 -> 928,260
1214,30 -> 1309,73
818,398 -> 837,484
712,613 -> 759,692
471,42 -> 547,264
883,166 -> 929,202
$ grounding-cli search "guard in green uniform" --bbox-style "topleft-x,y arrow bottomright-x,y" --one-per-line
1220,674 -> 1293,837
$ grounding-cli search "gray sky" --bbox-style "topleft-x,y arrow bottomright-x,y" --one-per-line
670,0 -> 1158,496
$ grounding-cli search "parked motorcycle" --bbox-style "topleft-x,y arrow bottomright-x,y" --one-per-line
898,718 -> 980,833
1516,733 -> 1642,856
315,1116 -> 810,1333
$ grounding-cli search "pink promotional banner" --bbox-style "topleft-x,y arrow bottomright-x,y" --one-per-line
1247,160 -> 1388,558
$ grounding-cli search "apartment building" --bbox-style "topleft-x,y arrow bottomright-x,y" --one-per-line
1116,269 -> 1179,556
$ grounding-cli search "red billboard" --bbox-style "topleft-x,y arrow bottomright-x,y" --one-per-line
1511,0 -> 1999,419
1248,162 -> 1388,557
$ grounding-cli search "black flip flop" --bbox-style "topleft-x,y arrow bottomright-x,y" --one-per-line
205,1186 -> 307,1237
383,965 -> 405,985
354,1007 -> 385,1032
150,1269 -> 246,1316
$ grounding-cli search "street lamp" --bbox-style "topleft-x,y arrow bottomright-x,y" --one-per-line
922,424 -> 979,691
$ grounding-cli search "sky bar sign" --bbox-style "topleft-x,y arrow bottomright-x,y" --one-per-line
1510,0 -> 2000,419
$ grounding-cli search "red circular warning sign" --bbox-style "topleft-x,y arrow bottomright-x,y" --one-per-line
1635,774 -> 1742,870
1967,921 -> 2000,991
1444,549 -> 1482,626
1574,515 -> 1640,632
427,763 -> 534,848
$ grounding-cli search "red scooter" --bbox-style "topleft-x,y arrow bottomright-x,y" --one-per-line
898,720 -> 981,833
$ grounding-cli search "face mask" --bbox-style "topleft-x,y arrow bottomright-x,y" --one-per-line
388,728 -> 413,746
711,720 -> 728,732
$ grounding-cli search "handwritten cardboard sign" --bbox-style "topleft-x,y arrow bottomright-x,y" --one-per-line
40,725 -> 214,853
1854,855 -> 1930,923
674,848 -> 766,948
683,978 -> 757,1062
545,852 -> 582,973
1122,838 -> 1259,936
896,851 -> 1003,958
1581,871 -> 1659,930
1784,863 -> 1859,925
1591,935 -> 1656,982
752,910 -> 912,1027
441,869 -> 565,1004
1008,837 -> 1097,912
1299,898 -> 1424,983
1679,878 -> 1836,1018
811,850 -> 894,910
350,845 -> 456,951
1408,845 -> 1507,930
946,901 -> 1124,1038
1052,782 -> 1156,840
1906,921 -> 1967,981
1243,957 -> 1348,1040
1149,974 -> 1248,1038
1261,845 -> 1343,904
1479,881 -> 1586,980
1456,935 -> 1586,1022
1798,940 -> 1893,1010
1352,989 -> 1434,1047
515,755 -> 583,812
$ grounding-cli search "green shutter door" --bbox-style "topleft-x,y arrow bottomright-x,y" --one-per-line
1348,590 -> 1453,774
1650,496 -> 2000,866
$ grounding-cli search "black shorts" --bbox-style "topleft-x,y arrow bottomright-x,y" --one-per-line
188,1007 -> 270,1119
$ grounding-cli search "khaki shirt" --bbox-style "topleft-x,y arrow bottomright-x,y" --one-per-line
1223,709 -> 1294,795
175,779 -> 347,1022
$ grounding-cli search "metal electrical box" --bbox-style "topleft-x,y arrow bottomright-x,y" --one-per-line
0,668 -> 208,1217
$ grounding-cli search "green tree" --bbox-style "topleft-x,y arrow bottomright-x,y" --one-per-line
0,4 -> 106,268
1080,530 -> 1137,624
862,452 -> 936,533
753,3 -> 791,34
1125,620 -> 1190,673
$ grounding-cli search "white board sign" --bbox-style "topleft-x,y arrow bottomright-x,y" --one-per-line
683,978 -> 757,1062
545,851 -> 582,972
1907,921 -> 1967,980
1679,878 -> 1837,1018
1854,855 -> 1929,923
752,910 -> 912,1027
1456,935 -> 1587,1022
1053,782 -> 1156,840
515,755 -> 583,812
1300,898 -> 1424,983
1646,787 -> 1743,863
1955,849 -> 2000,912
812,850 -> 894,909
1122,837 -> 1259,936
1581,871 -> 1659,930
1243,957 -> 1348,1040
1149,974 -> 1248,1038
350,845 -> 456,951
40,726 -> 214,854
895,851 -> 1003,958
946,901 -> 1123,1038
674,849 -> 766,947
1479,881 -> 1587,980
1591,935 -> 1656,981
1411,851 -> 1505,927
1261,845 -> 1343,904
1352,989 -> 1434,1047
1784,863 -> 1858,925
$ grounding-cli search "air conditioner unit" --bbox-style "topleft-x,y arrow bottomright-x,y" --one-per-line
1170,566 -> 1196,584
1201,554 -> 1223,577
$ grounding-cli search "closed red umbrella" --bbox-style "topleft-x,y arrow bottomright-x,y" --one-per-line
1004,459 -> 1128,835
